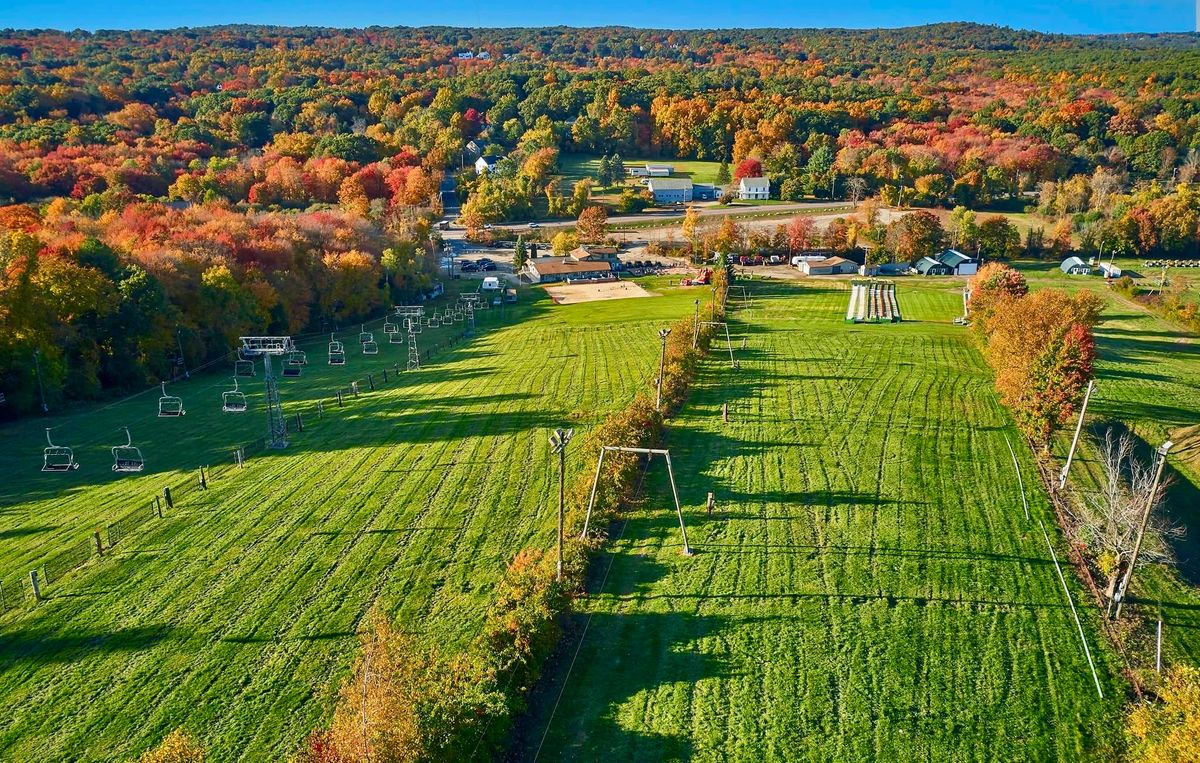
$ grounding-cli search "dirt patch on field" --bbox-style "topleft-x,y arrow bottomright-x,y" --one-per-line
542,280 -> 658,305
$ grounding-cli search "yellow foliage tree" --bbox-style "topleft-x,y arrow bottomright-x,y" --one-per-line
1127,666 -> 1200,763
137,729 -> 204,763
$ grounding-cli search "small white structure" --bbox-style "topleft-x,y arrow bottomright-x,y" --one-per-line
1099,262 -> 1123,278
481,276 -> 502,291
475,155 -> 503,174
646,178 -> 693,204
1061,256 -> 1092,275
738,177 -> 770,200
627,164 -> 675,178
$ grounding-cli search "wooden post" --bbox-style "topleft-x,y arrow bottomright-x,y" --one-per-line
29,570 -> 41,602
1156,619 -> 1163,673
337,390 -> 343,407
155,495 -> 163,518
382,369 -> 388,383
163,486 -> 173,509
199,467 -> 207,490
1060,380 -> 1096,489
722,402 -> 728,423
1114,441 -> 1173,620
93,531 -> 103,556
707,491 -> 715,516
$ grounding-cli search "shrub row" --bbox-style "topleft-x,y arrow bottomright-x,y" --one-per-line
294,269 -> 730,763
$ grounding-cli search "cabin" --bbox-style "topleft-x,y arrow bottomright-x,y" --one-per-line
1061,256 -> 1092,276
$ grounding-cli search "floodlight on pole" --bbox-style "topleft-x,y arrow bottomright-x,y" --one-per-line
1112,439 -> 1173,620
656,328 -> 671,412
549,428 -> 574,581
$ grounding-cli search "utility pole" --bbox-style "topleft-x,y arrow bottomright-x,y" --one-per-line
1113,440 -> 1173,620
656,328 -> 672,412
1060,380 -> 1096,489
33,349 -> 48,414
549,428 -> 574,581
692,299 -> 700,349
176,329 -> 189,379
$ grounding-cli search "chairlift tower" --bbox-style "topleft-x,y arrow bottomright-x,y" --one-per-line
239,336 -> 296,448
405,320 -> 420,371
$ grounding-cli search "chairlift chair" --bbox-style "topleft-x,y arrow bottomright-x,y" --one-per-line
358,325 -> 374,344
222,377 -> 248,413
111,427 -> 145,473
158,382 -> 186,417
289,350 -> 307,365
283,359 -> 303,377
42,428 -> 80,472
389,331 -> 404,344
383,319 -> 399,334
235,358 -> 255,377
362,339 -> 379,355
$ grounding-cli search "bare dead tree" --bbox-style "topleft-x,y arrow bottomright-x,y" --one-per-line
846,177 -> 867,208
1076,428 -> 1180,604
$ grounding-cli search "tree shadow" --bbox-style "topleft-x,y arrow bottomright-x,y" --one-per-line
0,624 -> 173,667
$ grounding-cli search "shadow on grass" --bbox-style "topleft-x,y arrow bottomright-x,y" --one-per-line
0,625 -> 173,666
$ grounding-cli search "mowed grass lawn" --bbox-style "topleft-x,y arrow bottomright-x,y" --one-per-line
514,278 -> 1127,761
0,284 -> 698,761
558,153 -> 724,188
1014,260 -> 1200,668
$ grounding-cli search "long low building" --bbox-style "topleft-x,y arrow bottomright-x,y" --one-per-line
646,177 -> 693,203
799,256 -> 858,276
525,256 -> 613,283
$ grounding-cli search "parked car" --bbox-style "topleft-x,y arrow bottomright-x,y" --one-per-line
477,257 -> 494,265
480,262 -> 497,271
460,261 -> 480,272
483,223 -> 494,230
528,222 -> 541,229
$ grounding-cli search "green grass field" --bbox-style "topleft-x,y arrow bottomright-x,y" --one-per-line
513,277 -> 1128,761
0,282 -> 702,761
1012,260 -> 1200,669
558,153 -> 725,189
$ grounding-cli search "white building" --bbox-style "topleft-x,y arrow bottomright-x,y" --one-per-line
646,178 -> 694,204
474,155 -> 503,174
937,249 -> 979,276
627,164 -> 675,178
738,177 -> 770,200
1061,256 -> 1092,276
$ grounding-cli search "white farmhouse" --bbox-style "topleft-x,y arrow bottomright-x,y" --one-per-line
738,177 -> 770,200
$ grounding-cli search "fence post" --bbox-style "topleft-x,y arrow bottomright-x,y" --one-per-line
155,495 -> 163,518
296,413 -> 304,432
337,391 -> 343,407
317,400 -> 324,418
93,531 -> 103,556
382,369 -> 388,383
163,486 -> 173,509
368,373 -> 375,391
29,570 -> 41,602
352,382 -> 359,398
199,467 -> 207,490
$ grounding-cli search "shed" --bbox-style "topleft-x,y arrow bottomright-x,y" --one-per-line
1099,262 -> 1123,278
914,257 -> 953,276
1061,257 -> 1092,275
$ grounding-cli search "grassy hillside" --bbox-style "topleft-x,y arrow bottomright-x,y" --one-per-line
0,281 -> 697,761
514,277 -> 1127,761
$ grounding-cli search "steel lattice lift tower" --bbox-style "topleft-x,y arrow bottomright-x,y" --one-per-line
405,319 -> 420,371
240,336 -> 296,448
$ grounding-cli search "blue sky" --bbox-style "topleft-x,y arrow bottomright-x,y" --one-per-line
1,0 -> 1196,34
